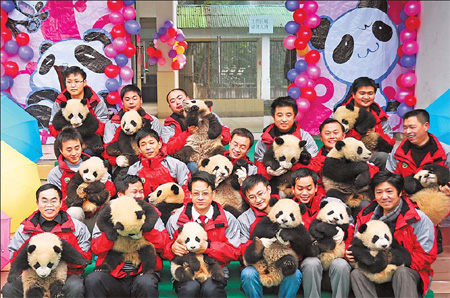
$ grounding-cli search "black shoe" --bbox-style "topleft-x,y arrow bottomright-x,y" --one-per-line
436,225 -> 443,254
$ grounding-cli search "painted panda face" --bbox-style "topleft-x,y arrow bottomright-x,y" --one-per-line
359,220 -> 392,251
62,99 -> 89,127
27,233 -> 62,278
121,110 -> 143,135
79,157 -> 106,183
268,199 -> 302,228
414,169 -> 438,188
178,222 -> 208,253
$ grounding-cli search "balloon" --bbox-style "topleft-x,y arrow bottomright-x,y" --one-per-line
404,1 -> 421,16
295,60 -> 308,73
297,45 -> 309,57
124,20 -> 140,35
1,10 -> 7,26
405,16 -> 420,30
396,74 -> 406,88
105,78 -> 120,91
106,91 -> 120,105
400,9 -> 408,21
122,42 -> 136,57
159,34 -> 168,43
168,49 -> 177,58
287,83 -> 296,91
112,37 -> 127,52
1,76 -> 10,90
283,35 -> 296,50
154,49 -> 162,58
306,65 -> 321,80
122,6 -> 136,20
306,78 -> 316,88
3,75 -> 13,88
120,66 -> 133,80
167,38 -> 175,46
176,46 -> 185,54
171,60 -> 180,71
285,21 -> 299,34
297,98 -> 311,113
15,32 -> 29,46
293,8 -> 307,24
107,0 -> 124,11
400,28 -> 416,43
1,26 -> 12,42
305,14 -> 321,29
303,1 -> 318,14
153,32 -> 160,39
285,1 -> 299,12
175,33 -> 185,42
18,45 -> 33,61
146,47 -> 155,56
401,72 -> 417,87
305,50 -> 320,64
148,56 -> 158,65
4,40 -> 18,55
1,49 -> 8,63
297,25 -> 312,41
158,57 -> 166,66
115,53 -> 128,67
294,37 -> 307,50
164,20 -> 174,29
111,24 -> 126,38
104,64 -> 120,78
104,44 -> 118,58
397,45 -> 405,57
288,86 -> 301,100
404,95 -> 417,106
4,61 -> 19,77
1,64 -> 4,76
178,41 -> 188,49
287,69 -> 300,82
1,1 -> 15,13
301,87 -> 316,101
397,102 -> 413,118
177,54 -> 186,64
109,11 -> 124,25
295,74 -> 309,89
158,27 -> 167,35
400,54 -> 416,68
168,28 -> 177,38
383,86 -> 396,100
402,40 -> 419,55
1,36 -> 3,48
396,88 -> 411,103
123,0 -> 135,5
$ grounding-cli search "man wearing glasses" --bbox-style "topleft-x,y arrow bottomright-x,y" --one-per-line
165,171 -> 240,297
238,174 -> 302,298
48,66 -> 109,138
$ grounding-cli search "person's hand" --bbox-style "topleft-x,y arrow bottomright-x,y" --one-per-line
439,183 -> 450,196
100,172 -> 108,184
196,239 -> 208,254
188,125 -> 199,135
345,246 -> 355,262
172,241 -> 188,257
333,227 -> 345,244
236,167 -> 247,186
215,175 -> 226,188
260,237 -> 276,248
266,166 -> 287,177
116,155 -> 129,167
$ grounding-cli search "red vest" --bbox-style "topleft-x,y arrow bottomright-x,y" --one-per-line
138,154 -> 176,196
58,153 -> 90,210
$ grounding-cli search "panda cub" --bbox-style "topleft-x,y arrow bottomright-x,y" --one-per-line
309,200 -> 351,270
349,220 -> 411,284
200,155 -> 248,217
148,182 -> 185,224
7,233 -> 87,298
171,222 -> 225,283
52,98 -> 104,156
263,135 -> 311,198
172,99 -> 225,164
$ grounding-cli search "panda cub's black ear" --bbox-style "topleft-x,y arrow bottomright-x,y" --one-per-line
346,206 -> 351,217
358,224 -> 368,234
205,101 -> 213,108
178,225 -> 184,234
171,184 -> 180,195
299,140 -> 307,148
27,245 -> 37,254
80,98 -> 88,106
60,101 -> 67,109
319,200 -> 329,209
269,197 -> 278,207
299,203 -> 307,215
346,102 -> 355,111
275,137 -> 284,146
53,245 -> 62,254
335,141 -> 345,151
201,159 -> 210,168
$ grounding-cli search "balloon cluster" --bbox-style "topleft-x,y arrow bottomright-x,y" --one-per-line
146,20 -> 188,71
284,1 -> 321,120
103,0 -> 140,105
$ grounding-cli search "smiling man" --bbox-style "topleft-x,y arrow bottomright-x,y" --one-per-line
224,128 -> 257,176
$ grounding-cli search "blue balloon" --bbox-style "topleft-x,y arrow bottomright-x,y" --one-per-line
4,75 -> 14,88
400,9 -> 408,21
397,102 -> 413,118
1,91 -> 13,99
285,1 -> 299,12
400,54 -> 416,68
158,27 -> 167,35
398,22 -> 406,33
18,45 -> 34,61
1,0 -> 15,13
1,76 -> 10,91
105,78 -> 120,92
115,53 -> 129,67
287,69 -> 300,82
123,0 -> 135,6
124,20 -> 141,35
288,86 -> 301,100
164,20 -> 174,29
295,60 -> 308,72
153,32 -> 160,39
4,40 -> 19,55
285,21 -> 300,34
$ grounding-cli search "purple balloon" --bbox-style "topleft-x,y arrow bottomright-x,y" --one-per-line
1,76 -> 10,91
287,69 -> 300,82
175,34 -> 185,42
288,86 -> 301,100
295,60 -> 308,72
285,1 -> 299,12
306,65 -> 321,80
148,56 -> 158,65
400,54 -> 416,68
124,20 -> 141,35
158,27 -> 167,35
1,91 -> 13,99
120,66 -> 134,80
109,11 -> 124,25
297,98 -> 311,113
4,40 -> 19,55
168,49 -> 177,58
164,20 -> 174,29
113,37 -> 127,52
400,9 -> 408,21
295,74 -> 309,89
115,53 -> 129,67
105,78 -> 120,91
104,44 -> 118,58
1,0 -> 15,13
123,0 -> 135,5
5,74 -> 13,87
18,45 -> 34,61
285,21 -> 300,34
153,32 -> 160,39
122,6 -> 136,21
397,102 -> 413,118
398,22 -> 406,32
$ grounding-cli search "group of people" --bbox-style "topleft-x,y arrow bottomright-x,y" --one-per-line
2,66 -> 449,298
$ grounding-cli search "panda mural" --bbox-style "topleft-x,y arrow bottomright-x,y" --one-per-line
311,0 -> 399,109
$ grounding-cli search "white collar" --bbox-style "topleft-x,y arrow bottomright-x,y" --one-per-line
192,205 -> 214,224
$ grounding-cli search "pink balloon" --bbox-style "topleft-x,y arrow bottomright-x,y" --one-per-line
400,29 -> 416,43
396,88 -> 412,103
1,36 -> 3,48
1,64 -> 4,77
306,65 -> 321,80
304,14 -> 321,28
283,35 -> 296,50
1,49 -> 8,63
295,74 -> 309,89
159,34 -> 168,43
177,54 -> 186,64
109,11 -> 124,25
295,111 -> 304,122
383,86 -> 396,100
404,1 -> 421,16
112,37 -> 127,52
297,98 -> 311,113
401,72 -> 417,87
303,1 -> 318,14
167,38 -> 175,46
122,6 -> 136,20
104,44 -> 118,58
120,66 -> 134,80
158,57 -> 166,66
306,78 -> 316,88
402,40 -> 419,55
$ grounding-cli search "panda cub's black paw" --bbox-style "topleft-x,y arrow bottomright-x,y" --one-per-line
276,255 -> 298,277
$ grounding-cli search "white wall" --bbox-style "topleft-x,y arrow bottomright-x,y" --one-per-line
415,1 -> 450,108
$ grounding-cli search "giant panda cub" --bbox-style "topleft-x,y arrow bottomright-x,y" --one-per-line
147,182 -> 185,224
263,134 -> 311,198
309,200 -> 351,270
52,98 -> 104,156
171,222 -> 225,283
172,99 -> 225,164
7,233 -> 87,298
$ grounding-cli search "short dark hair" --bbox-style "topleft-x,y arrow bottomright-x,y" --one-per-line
319,118 -> 345,134
64,66 -> 86,81
291,168 -> 319,186
136,129 -> 160,144
115,175 -> 142,194
351,77 -> 377,95
370,171 -> 404,196
55,127 -> 83,151
231,128 -> 255,148
188,171 -> 216,191
271,96 -> 298,116
242,174 -> 269,196
166,88 -> 188,103
120,84 -> 142,100
403,109 -> 430,125
36,184 -> 62,202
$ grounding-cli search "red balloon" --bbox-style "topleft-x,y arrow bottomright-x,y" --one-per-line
397,45 -> 404,57
396,74 -> 405,88
154,49 -> 162,58
301,87 -> 316,101
122,42 -> 136,57
1,26 -> 12,41
293,8 -> 307,24
305,50 -> 320,64
405,16 -> 421,30
294,37 -> 307,50
168,28 -> 177,38
178,41 -> 188,49
111,24 -> 126,39
1,9 -> 7,26
404,95 -> 417,106
287,82 -> 296,91
15,32 -> 30,46
106,91 -> 120,105
171,60 -> 180,71
107,0 -> 124,11
4,61 -> 19,77
104,64 -> 120,78
297,25 -> 312,41
146,47 -> 155,56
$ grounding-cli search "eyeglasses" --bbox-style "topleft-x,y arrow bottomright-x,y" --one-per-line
191,191 -> 212,199
247,188 -> 268,202
66,80 -> 84,86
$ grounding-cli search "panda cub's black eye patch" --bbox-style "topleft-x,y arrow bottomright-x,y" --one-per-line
290,213 -> 295,221
372,235 -> 379,243
47,262 -> 54,268
186,237 -> 190,243
275,211 -> 283,218
68,114 -> 74,119
78,113 -> 84,119
327,211 -> 334,215
225,166 -> 230,172
93,172 -> 98,178
157,190 -> 162,196
214,166 -> 219,171
384,234 -> 390,241
341,119 -> 348,125
84,169 -> 89,174
34,262 -> 41,269
131,120 -> 137,127
291,158 -> 296,164
357,147 -> 363,154
195,237 -> 200,242
340,214 -> 343,219
279,156 -> 286,161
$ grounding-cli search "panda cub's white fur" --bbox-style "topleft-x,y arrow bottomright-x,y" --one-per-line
61,99 -> 90,127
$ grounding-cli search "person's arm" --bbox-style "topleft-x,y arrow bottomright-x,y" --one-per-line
407,210 -> 437,272
237,211 -> 254,257
300,129 -> 319,157
103,121 -> 119,144
48,101 -> 62,137
73,218 -> 92,260
166,157 -> 191,200
47,167 -> 62,189
90,223 -> 115,256
150,117 -> 163,139
8,225 -> 29,260
93,100 -> 109,123
381,120 -> 394,139
162,124 -> 191,155
127,161 -> 142,176
385,148 -> 399,173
